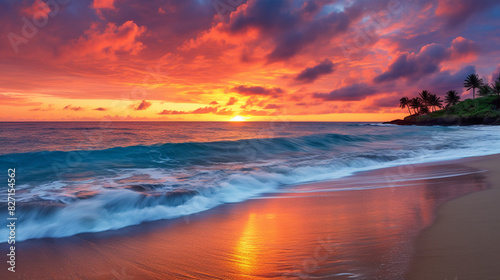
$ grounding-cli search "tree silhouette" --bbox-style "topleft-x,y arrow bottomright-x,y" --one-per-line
478,85 -> 493,96
428,94 -> 443,111
492,81 -> 500,96
464,74 -> 483,99
419,90 -> 432,106
410,97 -> 424,115
444,90 -> 461,108
399,97 -> 412,115
419,104 -> 430,115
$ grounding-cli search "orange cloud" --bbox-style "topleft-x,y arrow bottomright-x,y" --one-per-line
226,97 -> 238,106
70,21 -> 146,59
63,105 -> 85,111
157,106 -> 234,116
133,100 -> 152,111
30,104 -> 55,111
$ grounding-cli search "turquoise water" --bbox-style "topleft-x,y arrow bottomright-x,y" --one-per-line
1,122 -> 500,242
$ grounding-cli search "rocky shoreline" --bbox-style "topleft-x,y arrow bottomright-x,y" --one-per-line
387,95 -> 500,126
384,115 -> 500,126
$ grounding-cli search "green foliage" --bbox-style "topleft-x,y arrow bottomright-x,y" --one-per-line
425,95 -> 500,119
394,72 -> 500,125
397,72 -> 499,123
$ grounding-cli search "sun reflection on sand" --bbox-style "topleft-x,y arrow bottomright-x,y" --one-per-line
233,213 -> 279,274
234,213 -> 258,273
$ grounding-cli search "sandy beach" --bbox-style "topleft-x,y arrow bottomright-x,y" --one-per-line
1,155 -> 497,279
407,154 -> 500,280
2,0 -> 499,278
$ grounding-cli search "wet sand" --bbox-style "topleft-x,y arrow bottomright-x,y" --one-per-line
407,154 -> 500,280
0,159 -> 491,279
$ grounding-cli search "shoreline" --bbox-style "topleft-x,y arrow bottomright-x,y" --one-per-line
0,154 -> 497,279
407,154 -> 500,279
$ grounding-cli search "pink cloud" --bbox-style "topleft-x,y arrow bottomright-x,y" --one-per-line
92,0 -> 115,10
22,0 -> 52,18
446,37 -> 479,61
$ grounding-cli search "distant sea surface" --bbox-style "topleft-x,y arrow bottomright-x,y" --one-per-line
1,121 -> 500,242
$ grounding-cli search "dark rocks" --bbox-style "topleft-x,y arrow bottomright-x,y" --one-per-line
383,119 -> 412,125
385,115 -> 500,126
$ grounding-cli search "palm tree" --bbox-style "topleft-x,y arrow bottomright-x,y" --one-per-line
410,97 -> 424,115
444,90 -> 460,108
419,104 -> 430,115
491,81 -> 500,96
399,97 -> 412,115
419,90 -> 432,106
428,94 -> 443,111
478,85 -> 493,96
464,74 -> 483,99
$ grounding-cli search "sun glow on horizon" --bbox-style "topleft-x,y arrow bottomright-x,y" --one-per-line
229,115 -> 248,122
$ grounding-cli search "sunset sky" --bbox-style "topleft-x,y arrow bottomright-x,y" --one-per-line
1,0 -> 500,121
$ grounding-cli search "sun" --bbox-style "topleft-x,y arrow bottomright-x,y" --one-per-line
229,115 -> 248,122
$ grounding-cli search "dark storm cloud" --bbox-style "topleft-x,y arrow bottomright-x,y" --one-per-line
232,85 -> 284,97
295,59 -> 335,83
228,0 -> 350,62
435,0 -> 500,28
372,95 -> 402,108
373,43 -> 447,83
313,83 -> 377,101
374,37 -> 481,84
421,65 -> 476,94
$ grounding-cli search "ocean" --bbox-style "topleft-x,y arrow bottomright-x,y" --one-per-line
1,121 -> 500,242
